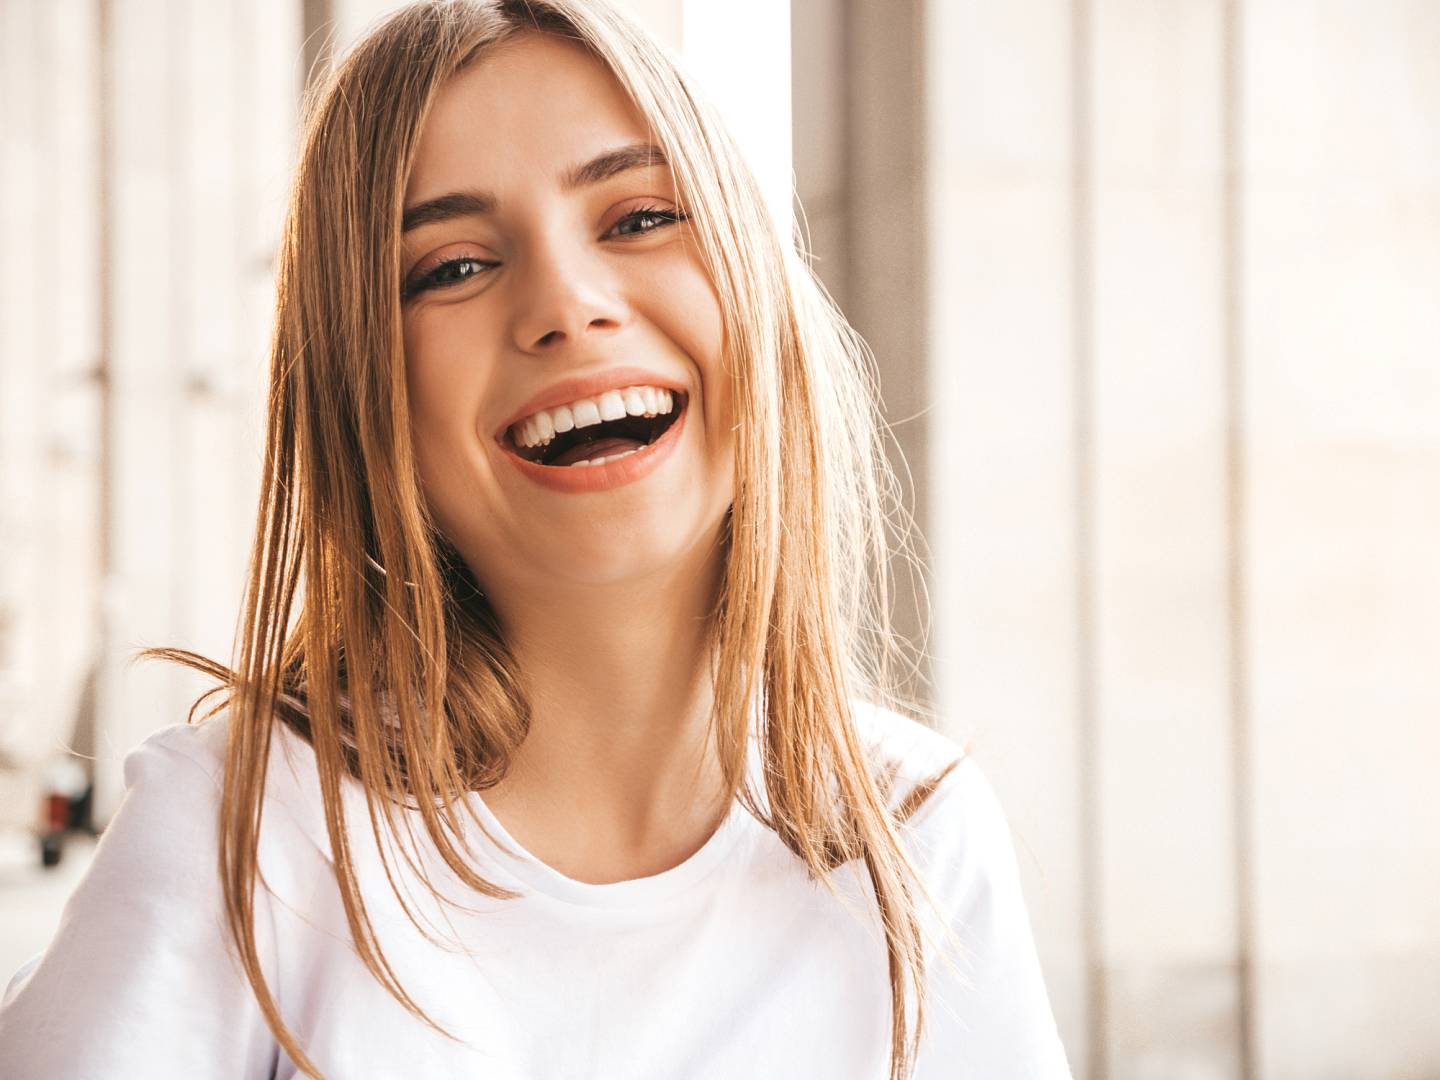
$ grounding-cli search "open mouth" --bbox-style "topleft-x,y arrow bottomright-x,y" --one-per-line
504,385 -> 687,469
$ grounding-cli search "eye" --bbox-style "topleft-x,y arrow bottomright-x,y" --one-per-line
608,204 -> 688,239
403,255 -> 495,300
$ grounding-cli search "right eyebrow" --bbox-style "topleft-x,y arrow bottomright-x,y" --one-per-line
401,190 -> 497,233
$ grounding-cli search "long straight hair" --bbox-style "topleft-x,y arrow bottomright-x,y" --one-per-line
142,2 -> 961,1078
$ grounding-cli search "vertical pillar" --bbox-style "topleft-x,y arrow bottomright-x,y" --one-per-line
792,0 -> 932,707
0,2 -> 45,769
923,0 -> 1091,1068
1089,1 -> 1242,1075
94,0 -> 182,816
0,0 -> 102,796
41,0 -> 106,789
93,0 -> 301,818
1245,3 -> 1440,1075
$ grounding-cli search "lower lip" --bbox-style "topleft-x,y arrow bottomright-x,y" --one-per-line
499,401 -> 688,494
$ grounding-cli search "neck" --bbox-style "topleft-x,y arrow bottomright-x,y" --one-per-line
477,530 -> 732,878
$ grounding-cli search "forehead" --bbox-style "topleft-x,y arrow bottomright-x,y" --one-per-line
406,33 -> 650,203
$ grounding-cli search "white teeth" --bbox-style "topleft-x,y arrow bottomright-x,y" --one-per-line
570,448 -> 640,468
509,384 -> 678,449
598,390 -> 626,422
570,398 -> 602,428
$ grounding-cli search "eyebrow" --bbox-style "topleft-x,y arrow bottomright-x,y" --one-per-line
401,141 -> 671,233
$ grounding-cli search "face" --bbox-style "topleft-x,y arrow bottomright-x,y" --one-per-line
399,33 -> 735,608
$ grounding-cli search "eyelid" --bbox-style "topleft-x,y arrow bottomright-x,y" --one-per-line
407,242 -> 493,281
605,197 -> 683,233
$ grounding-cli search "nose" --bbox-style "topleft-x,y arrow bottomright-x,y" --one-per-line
509,236 -> 626,354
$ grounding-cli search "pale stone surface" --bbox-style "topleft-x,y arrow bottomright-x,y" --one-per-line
93,0 -> 300,820
790,0 -> 850,312
1258,952 -> 1440,1080
1244,1 -> 1440,1074
0,0 -> 103,793
1089,0 -> 1239,1007
923,0 -> 1091,1069
1107,961 -> 1244,1080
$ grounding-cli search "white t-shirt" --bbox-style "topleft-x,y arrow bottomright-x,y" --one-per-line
0,702 -> 1072,1079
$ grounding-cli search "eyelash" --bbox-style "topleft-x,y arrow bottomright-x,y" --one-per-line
403,205 -> 689,300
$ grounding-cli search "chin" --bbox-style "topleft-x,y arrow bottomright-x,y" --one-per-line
525,495 -> 728,590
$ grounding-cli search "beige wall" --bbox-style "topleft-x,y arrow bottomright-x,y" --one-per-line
919,0 -> 1095,1067
91,0 -> 298,817
796,0 -> 1440,1076
1245,3 -> 1440,1075
0,0 -> 105,800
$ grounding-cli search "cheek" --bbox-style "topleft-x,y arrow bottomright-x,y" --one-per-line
401,312 -> 501,531
634,255 -> 732,435
671,270 -> 725,381
681,277 -> 724,367
403,309 -> 490,443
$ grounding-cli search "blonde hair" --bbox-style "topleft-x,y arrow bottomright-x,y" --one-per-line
141,2 -> 961,1078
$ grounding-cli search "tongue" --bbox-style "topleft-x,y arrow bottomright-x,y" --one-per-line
549,435 -> 647,467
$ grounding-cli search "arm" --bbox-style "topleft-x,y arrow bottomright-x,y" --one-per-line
0,725 -> 280,1079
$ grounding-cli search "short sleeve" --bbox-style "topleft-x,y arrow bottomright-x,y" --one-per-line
907,758 -> 1074,1079
0,724 -> 280,1079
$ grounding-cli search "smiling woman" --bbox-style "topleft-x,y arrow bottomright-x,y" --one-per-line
0,2 -> 1069,1079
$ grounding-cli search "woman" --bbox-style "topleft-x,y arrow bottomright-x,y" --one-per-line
0,1 -> 1070,1077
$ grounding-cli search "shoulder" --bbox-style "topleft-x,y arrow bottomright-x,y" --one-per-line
850,703 -> 1072,1072
120,716 -> 227,794
0,717 -> 285,1075
850,700 -> 968,781
849,708 -> 1072,1074
849,700 -> 975,822
0,721 -> 231,1012
117,712 -> 339,869
93,720 -> 229,883
849,700 -> 1020,898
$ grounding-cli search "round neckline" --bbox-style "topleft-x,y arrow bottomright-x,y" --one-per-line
464,717 -> 766,910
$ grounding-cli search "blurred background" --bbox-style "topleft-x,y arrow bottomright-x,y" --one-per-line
1,0 -> 1437,1077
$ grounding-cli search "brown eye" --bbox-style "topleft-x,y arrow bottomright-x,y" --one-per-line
403,256 -> 494,300
608,206 -> 687,239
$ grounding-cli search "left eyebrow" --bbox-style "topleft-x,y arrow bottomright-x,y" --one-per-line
401,141 -> 671,233
561,141 -> 669,191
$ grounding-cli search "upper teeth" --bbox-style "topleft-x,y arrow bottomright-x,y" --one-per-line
511,385 -> 676,449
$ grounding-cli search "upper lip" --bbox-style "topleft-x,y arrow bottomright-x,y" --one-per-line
494,365 -> 689,442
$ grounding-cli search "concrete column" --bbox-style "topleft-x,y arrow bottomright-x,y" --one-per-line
923,0 -> 1092,1069
37,0 -> 106,786
1088,3 -> 1242,1076
0,1 -> 47,776
0,0 -> 103,792
94,0 -> 183,816
1243,3 -> 1440,1076
94,0 -> 301,818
